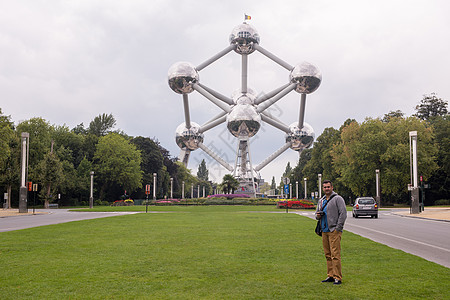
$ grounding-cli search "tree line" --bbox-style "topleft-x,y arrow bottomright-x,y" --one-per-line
281,93 -> 449,205
0,113 -> 211,208
1,93 -> 448,207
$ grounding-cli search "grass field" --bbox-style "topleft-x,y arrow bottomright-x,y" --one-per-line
1,206 -> 449,299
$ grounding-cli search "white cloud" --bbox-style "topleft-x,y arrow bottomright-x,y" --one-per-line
1,0 -> 449,184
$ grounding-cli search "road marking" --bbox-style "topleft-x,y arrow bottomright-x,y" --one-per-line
346,223 -> 450,253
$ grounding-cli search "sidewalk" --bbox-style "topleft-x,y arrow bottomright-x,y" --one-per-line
390,207 -> 450,222
0,209 -> 47,217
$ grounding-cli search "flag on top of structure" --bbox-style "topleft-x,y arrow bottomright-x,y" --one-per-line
244,14 -> 251,20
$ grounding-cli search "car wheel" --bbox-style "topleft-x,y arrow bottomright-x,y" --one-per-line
354,214 -> 358,218
375,214 -> 378,219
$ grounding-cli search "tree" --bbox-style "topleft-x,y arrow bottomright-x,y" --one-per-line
427,115 -> 450,203
175,161 -> 198,198
382,110 -> 405,122
131,137 -> 164,198
16,117 -> 53,171
36,151 -> 64,208
76,156 -> 93,203
302,127 -> 341,183
0,109 -> 15,166
414,93 -> 448,121
332,117 -> 437,203
220,174 -> 239,194
197,159 -> 209,181
94,133 -> 143,201
0,109 -> 19,208
290,149 -> 312,197
88,113 -> 116,136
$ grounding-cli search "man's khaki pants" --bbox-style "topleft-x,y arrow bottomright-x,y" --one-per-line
322,230 -> 343,281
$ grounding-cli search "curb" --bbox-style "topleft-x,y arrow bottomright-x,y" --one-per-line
391,212 -> 450,223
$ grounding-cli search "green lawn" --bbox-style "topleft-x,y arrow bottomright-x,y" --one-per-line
1,206 -> 448,299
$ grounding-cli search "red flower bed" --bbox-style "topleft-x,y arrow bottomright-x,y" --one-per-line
276,199 -> 315,209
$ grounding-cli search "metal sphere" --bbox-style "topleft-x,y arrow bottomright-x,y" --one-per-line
285,122 -> 315,151
231,88 -> 257,104
227,104 -> 261,138
289,62 -> 322,94
175,122 -> 204,151
168,62 -> 199,94
229,23 -> 260,54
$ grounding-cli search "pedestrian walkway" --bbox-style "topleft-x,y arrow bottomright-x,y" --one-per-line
0,208 -> 141,232
391,207 -> 450,222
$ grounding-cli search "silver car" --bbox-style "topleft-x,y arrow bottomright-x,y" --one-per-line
352,197 -> 378,218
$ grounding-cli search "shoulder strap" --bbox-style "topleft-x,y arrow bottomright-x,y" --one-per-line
321,194 -> 336,210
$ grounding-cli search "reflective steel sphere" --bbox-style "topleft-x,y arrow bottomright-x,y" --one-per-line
227,104 -> 261,138
175,122 -> 204,150
232,88 -> 257,104
229,23 -> 260,54
168,62 -> 199,94
289,62 -> 322,94
285,122 -> 315,151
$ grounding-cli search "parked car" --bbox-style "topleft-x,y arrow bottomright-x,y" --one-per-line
352,197 -> 378,218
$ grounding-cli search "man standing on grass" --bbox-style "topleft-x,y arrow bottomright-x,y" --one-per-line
316,180 -> 347,285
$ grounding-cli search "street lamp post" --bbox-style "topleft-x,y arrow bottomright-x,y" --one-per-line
89,171 -> 94,209
289,183 -> 292,198
304,178 -> 307,199
375,169 -> 381,207
409,131 -> 420,214
170,178 -> 173,199
153,173 -> 157,203
318,174 -> 322,199
19,132 -> 29,213
182,181 -> 185,199
296,181 -> 298,199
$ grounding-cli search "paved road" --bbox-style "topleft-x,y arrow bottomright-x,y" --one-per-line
0,209 -> 140,232
295,210 -> 450,268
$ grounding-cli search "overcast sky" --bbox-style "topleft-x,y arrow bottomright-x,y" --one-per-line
1,0 -> 449,185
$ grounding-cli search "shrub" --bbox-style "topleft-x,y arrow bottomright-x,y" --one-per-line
207,194 -> 251,199
435,199 -> 450,206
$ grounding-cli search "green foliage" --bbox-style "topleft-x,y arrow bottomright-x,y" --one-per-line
220,174 -> 239,194
94,133 -> 143,199
0,109 -> 15,166
434,199 -> 450,205
36,151 -> 64,205
332,117 -> 437,203
197,159 -> 209,181
88,113 -> 116,136
270,176 -> 276,189
131,136 -> 165,198
382,110 -> 405,122
414,93 -> 448,121
16,117 -> 53,172
428,115 -> 450,201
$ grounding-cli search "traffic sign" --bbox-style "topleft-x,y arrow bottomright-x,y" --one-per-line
283,177 -> 290,185
284,184 -> 289,195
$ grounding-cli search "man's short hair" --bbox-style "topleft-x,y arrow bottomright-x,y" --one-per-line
323,180 -> 333,186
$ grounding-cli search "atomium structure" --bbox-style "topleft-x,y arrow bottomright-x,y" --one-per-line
168,22 -> 321,197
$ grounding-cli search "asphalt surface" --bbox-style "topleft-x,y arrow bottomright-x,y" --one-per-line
295,210 -> 450,268
0,209 -> 141,232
